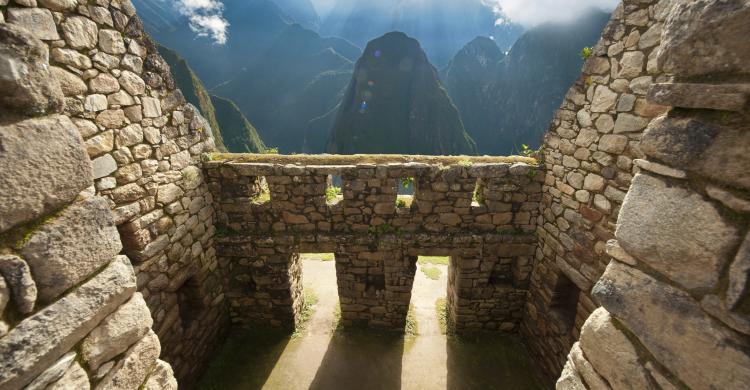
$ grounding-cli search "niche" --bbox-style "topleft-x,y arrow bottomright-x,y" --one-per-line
177,276 -> 206,330
365,274 -> 386,295
549,272 -> 580,332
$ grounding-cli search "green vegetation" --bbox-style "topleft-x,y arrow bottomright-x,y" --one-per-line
210,95 -> 267,153
396,195 -> 413,209
400,177 -> 415,189
405,304 -> 418,336
325,186 -> 341,202
436,298 -> 448,335
421,266 -> 442,280
580,46 -> 593,61
417,256 -> 449,266
301,253 -> 335,261
262,147 -> 280,154
292,288 -> 319,338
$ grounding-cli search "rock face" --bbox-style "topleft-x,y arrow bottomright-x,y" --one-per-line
327,32 -> 477,155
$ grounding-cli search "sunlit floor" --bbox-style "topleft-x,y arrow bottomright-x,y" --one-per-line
196,257 -> 545,390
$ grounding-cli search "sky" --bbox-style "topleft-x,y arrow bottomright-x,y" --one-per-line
177,0 -> 620,44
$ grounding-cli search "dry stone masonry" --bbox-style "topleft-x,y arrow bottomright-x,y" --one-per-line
1,0 -> 749,389
205,157 -> 542,331
1,0 -> 225,386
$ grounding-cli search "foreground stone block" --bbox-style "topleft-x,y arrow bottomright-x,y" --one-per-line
0,23 -> 64,115
142,360 -> 178,390
81,292 -> 153,370
579,308 -> 651,389
22,197 -> 123,302
0,256 -> 136,389
96,329 -> 161,390
658,0 -> 750,77
46,362 -> 89,390
593,261 -> 750,390
0,115 -> 92,233
616,173 -> 740,291
0,254 -> 37,314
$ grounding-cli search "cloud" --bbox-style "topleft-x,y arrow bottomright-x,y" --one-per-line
483,0 -> 619,27
176,0 -> 229,44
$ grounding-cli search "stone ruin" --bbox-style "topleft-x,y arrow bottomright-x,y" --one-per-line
0,0 -> 748,389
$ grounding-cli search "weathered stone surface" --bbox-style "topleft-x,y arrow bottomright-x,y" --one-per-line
118,70 -> 145,96
568,343 -> 610,390
6,8 -> 59,41
616,173 -> 740,291
705,185 -> 750,214
0,24 -> 64,115
142,97 -> 162,118
92,154 -> 118,179
0,256 -> 136,389
727,232 -> 750,309
38,0 -> 77,11
21,197 -> 123,302
96,109 -> 128,128
0,255 -> 37,314
24,352 -> 75,390
90,73 -> 120,94
46,362 -> 89,390
84,94 -> 108,112
633,159 -> 686,179
49,67 -> 87,96
556,360 -> 586,390
591,86 -> 617,113
593,261 -> 750,390
82,292 -> 153,370
648,83 -> 748,112
579,307 -> 651,389
61,16 -> 98,50
641,114 -> 750,190
658,0 -> 750,77
116,123 -> 144,147
157,183 -> 183,204
96,329 -> 161,390
51,48 -> 92,70
613,113 -> 648,133
598,134 -> 628,154
618,51 -> 644,78
142,360 -> 177,390
98,29 -> 126,55
604,240 -> 636,266
0,115 -> 92,233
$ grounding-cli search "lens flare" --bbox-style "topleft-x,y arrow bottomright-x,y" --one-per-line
374,49 -> 382,58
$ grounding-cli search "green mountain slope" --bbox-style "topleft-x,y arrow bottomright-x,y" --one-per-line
443,9 -> 610,155
326,32 -> 477,155
210,96 -> 267,153
157,45 -> 227,152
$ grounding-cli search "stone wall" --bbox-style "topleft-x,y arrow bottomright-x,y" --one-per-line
521,0 -> 677,380
0,0 -> 227,385
205,158 -> 542,332
0,21 -> 176,390
556,0 -> 750,389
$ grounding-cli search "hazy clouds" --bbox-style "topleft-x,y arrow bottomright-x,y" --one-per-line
484,0 -> 619,27
176,0 -> 229,44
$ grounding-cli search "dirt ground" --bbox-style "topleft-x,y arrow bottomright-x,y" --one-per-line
197,257 -> 545,390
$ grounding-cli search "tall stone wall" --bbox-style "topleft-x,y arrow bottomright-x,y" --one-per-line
521,0 -> 682,380
555,1 -> 750,389
0,0 -> 227,385
0,21 -> 176,390
205,159 -> 542,332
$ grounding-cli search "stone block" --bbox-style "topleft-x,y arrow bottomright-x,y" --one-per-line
142,360 -> 177,390
579,308 -> 651,389
61,16 -> 98,50
46,362 -> 89,390
0,24 -> 64,115
96,330 -> 161,390
21,197 -> 123,302
617,173 -> 740,291
6,8 -> 59,41
641,114 -> 750,190
81,292 -> 153,370
0,256 -> 136,389
0,115 -> 92,233
593,261 -> 750,390
658,0 -> 750,77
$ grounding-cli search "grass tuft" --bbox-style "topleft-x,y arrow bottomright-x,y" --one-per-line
421,266 -> 442,280
436,298 -> 448,335
417,256 -> 449,266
